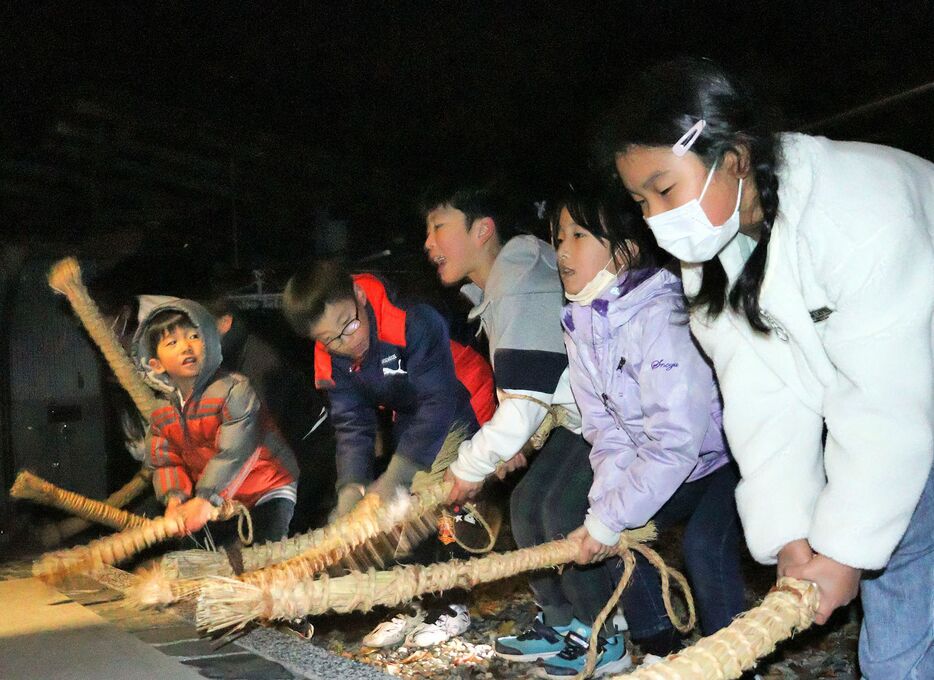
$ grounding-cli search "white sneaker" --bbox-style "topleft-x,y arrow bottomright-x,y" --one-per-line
361,610 -> 423,648
405,604 -> 471,648
638,653 -> 664,668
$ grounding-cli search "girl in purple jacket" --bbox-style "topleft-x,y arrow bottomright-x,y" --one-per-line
555,186 -> 746,666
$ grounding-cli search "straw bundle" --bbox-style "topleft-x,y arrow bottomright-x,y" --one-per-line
33,501 -> 247,582
11,470 -> 149,531
134,427 -> 471,607
134,482 -> 443,607
39,469 -> 153,547
45,257 -> 158,544
47,257 -> 158,415
196,524 -> 665,633
617,577 -> 819,680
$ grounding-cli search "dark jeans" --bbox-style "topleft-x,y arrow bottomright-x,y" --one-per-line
618,463 -> 745,638
510,427 -> 619,635
197,497 -> 295,551
250,497 -> 295,545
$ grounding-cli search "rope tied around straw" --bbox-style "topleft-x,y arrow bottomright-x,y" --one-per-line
33,500 -> 249,582
47,257 -> 159,416
11,470 -> 150,531
196,524 -> 666,633
44,257 -> 158,545
616,577 -> 819,680
578,539 -> 695,679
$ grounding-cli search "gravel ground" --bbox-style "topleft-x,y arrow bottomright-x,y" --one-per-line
1,524 -> 860,679
308,527 -> 861,679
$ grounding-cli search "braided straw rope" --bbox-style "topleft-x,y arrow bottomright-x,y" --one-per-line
40,469 -> 153,547
196,525 -> 668,633
615,578 -> 819,680
577,538 -> 696,679
134,481 -> 447,607
45,257 -> 158,543
33,501 -> 248,582
47,257 -> 159,415
11,470 -> 149,531
134,427 -> 471,607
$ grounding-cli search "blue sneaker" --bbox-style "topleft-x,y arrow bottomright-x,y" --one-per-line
495,614 -> 581,662
537,626 -> 632,678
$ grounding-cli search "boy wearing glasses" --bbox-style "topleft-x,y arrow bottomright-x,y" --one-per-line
283,260 -> 492,519
283,261 -> 493,648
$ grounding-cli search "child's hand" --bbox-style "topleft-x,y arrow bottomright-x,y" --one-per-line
494,452 -> 528,480
444,469 -> 483,506
777,538 -> 814,577
785,553 -> 861,625
567,525 -> 615,565
178,497 -> 216,534
164,497 -> 183,522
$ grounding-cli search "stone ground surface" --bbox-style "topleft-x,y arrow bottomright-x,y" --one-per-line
310,557 -> 860,679
0,523 -> 860,680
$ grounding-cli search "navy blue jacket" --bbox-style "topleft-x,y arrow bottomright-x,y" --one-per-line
320,292 -> 481,487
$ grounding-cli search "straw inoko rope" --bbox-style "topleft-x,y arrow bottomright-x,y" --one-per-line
33,501 -> 249,582
577,534 -> 696,679
45,257 -> 158,544
615,578 -> 819,680
134,427 -> 471,607
47,257 -> 159,415
238,482 -> 448,589
40,469 -> 153,547
196,525 -> 666,633
11,470 -> 150,531
134,481 -> 447,607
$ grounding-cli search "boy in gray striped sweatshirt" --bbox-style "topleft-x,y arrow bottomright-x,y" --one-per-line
421,181 -> 628,671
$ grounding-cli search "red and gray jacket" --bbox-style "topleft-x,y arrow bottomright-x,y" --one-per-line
133,299 -> 299,508
314,274 -> 494,486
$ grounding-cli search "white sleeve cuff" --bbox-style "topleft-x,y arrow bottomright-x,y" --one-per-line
585,509 -> 621,547
449,393 -> 548,483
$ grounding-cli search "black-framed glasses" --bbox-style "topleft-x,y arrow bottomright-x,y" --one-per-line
325,305 -> 361,348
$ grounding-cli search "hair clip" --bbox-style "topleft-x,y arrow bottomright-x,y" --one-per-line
672,119 -> 706,157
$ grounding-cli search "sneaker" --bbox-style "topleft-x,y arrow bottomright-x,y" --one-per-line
495,614 -> 581,662
405,604 -> 471,648
361,609 -> 424,648
537,627 -> 632,679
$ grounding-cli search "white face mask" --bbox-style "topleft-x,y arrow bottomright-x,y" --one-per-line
564,257 -> 617,305
644,160 -> 743,263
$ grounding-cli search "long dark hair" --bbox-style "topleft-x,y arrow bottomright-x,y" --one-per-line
602,57 -> 781,332
547,181 -> 664,273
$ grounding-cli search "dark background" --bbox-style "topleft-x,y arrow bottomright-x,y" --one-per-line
0,1 -> 932,548
2,1 -> 932,275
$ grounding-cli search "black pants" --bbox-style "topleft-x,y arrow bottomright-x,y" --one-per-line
510,427 -> 619,635
196,497 -> 295,551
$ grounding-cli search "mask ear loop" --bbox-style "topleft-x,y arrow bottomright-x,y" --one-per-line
672,119 -> 706,157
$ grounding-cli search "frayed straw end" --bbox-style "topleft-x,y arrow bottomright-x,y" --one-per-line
621,522 -> 657,549
9,470 -> 40,500
386,488 -> 413,525
48,257 -> 82,294
32,552 -> 95,584
129,566 -> 201,608
195,577 -> 266,634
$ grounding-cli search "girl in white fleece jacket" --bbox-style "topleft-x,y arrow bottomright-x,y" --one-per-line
608,58 -> 933,679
